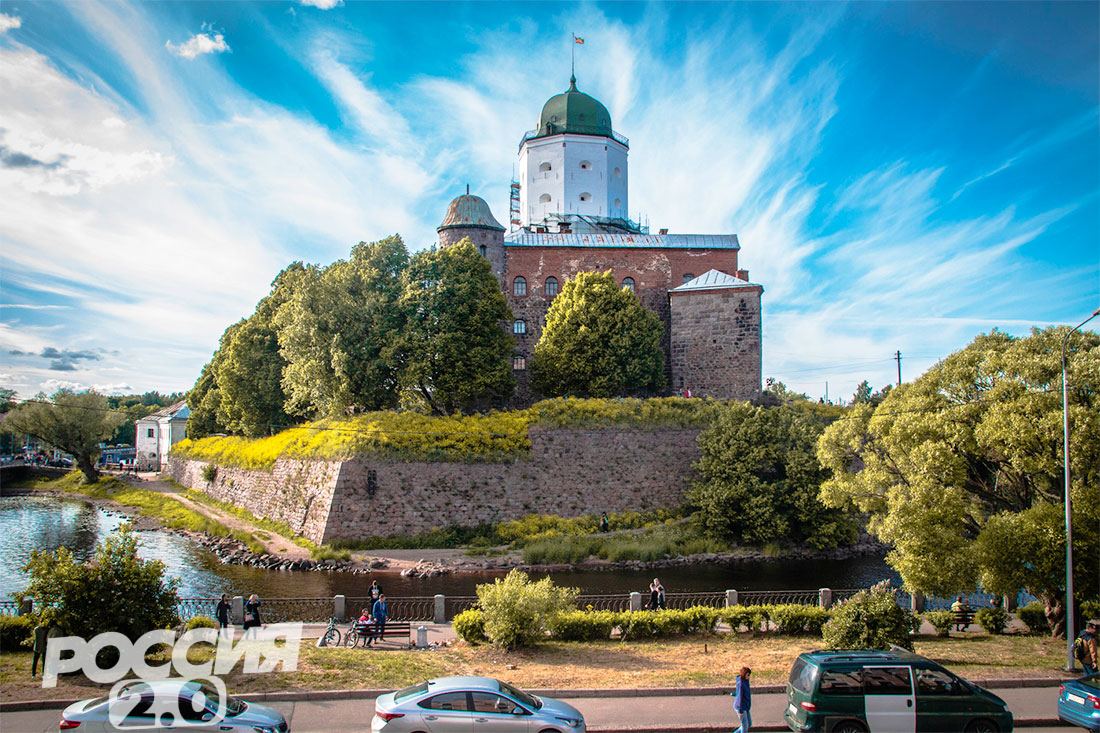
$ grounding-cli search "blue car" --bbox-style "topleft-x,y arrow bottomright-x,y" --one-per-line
1059,674 -> 1100,731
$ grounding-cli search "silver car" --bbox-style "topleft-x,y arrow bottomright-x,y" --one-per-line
372,676 -> 585,732
58,679 -> 288,732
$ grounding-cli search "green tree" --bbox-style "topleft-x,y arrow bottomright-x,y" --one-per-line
690,402 -> 857,549
5,389 -> 125,482
851,380 -> 873,405
276,236 -> 408,416
216,264 -> 308,435
186,325 -> 237,439
531,270 -> 664,398
18,527 -> 179,640
816,328 -> 1100,636
475,569 -> 577,649
821,582 -> 916,650
760,378 -> 809,406
397,240 -> 514,414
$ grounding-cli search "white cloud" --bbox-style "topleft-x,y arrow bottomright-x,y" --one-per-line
165,32 -> 230,60
0,13 -> 20,33
40,379 -> 85,393
299,0 -> 343,8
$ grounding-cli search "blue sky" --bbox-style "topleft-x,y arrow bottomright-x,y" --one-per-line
0,1 -> 1097,401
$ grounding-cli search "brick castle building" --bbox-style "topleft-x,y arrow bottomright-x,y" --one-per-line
437,75 -> 763,403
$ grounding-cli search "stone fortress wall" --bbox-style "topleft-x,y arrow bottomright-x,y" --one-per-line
169,425 -> 703,545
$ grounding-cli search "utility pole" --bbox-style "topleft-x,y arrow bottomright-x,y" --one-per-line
894,350 -> 902,387
824,381 -> 829,404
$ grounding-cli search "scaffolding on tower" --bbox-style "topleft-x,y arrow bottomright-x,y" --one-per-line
509,179 -> 521,230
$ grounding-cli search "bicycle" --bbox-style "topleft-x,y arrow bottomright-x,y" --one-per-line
318,616 -> 342,647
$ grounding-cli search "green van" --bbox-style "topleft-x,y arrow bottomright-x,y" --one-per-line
784,649 -> 1013,733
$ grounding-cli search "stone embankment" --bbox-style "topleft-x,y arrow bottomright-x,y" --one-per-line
180,532 -> 389,574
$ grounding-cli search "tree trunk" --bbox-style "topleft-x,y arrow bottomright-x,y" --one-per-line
1045,594 -> 1067,639
76,454 -> 99,484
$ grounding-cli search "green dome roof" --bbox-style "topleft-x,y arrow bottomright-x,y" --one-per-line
437,192 -> 504,232
536,75 -> 613,140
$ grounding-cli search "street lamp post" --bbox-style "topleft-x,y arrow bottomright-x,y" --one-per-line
1061,307 -> 1100,672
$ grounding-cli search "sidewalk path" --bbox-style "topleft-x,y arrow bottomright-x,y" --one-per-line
0,684 -> 1069,732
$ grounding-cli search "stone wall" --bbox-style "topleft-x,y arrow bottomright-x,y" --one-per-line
170,425 -> 704,543
670,287 -> 762,400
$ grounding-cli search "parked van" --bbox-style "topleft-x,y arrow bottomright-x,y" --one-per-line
784,649 -> 1012,733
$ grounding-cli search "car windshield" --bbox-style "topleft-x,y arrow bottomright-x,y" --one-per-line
499,681 -> 541,709
395,682 -> 430,702
182,681 -> 245,716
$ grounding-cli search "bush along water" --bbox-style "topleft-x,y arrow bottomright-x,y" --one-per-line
821,582 -> 917,651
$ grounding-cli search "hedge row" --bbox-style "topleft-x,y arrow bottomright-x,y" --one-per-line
454,604 -> 831,644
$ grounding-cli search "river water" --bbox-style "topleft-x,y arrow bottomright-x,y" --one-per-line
1,495 -> 900,600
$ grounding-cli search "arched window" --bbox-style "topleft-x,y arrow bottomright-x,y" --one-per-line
479,245 -> 487,256
513,276 -> 527,296
545,276 -> 559,297
682,273 -> 695,284
579,160 -> 591,170
622,277 -> 635,293
613,167 -> 622,177
579,192 -> 592,202
538,193 -> 551,203
538,162 -> 552,172
513,319 -> 527,335
613,198 -> 622,208
513,355 -> 527,371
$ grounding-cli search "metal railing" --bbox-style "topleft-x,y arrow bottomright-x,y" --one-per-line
347,596 -> 435,622
575,594 -> 632,612
662,591 -> 727,610
260,597 -> 333,624
739,590 -> 820,606
446,595 -> 478,621
176,598 -> 218,622
0,600 -> 20,617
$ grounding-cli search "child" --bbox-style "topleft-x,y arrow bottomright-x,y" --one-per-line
357,608 -> 375,647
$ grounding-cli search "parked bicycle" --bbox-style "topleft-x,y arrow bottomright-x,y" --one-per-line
343,617 -> 376,649
318,617 -> 342,647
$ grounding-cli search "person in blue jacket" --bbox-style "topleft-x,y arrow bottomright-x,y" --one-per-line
372,593 -> 388,643
731,666 -> 752,733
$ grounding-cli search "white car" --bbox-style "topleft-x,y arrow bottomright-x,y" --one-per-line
372,676 -> 585,732
58,678 -> 288,732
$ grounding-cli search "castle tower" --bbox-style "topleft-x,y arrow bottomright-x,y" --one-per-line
518,75 -> 629,227
437,188 -> 506,277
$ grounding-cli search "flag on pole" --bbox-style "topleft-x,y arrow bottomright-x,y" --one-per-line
574,36 -> 585,45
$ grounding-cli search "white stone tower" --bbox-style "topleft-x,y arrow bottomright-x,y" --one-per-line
517,75 -> 629,228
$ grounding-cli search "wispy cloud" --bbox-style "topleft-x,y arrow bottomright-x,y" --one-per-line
165,31 -> 230,60
299,0 -> 343,9
0,13 -> 20,33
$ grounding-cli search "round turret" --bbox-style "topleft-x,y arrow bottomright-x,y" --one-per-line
437,189 -> 505,277
535,75 -> 613,140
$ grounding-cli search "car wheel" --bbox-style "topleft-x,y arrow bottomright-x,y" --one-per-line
831,722 -> 867,733
965,720 -> 999,733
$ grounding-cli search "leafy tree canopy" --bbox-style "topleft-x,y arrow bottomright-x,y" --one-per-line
398,240 -> 514,415
690,402 -> 857,549
5,389 -> 125,482
276,236 -> 408,416
531,270 -> 665,398
816,327 -> 1100,635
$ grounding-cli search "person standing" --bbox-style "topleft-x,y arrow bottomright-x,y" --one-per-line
369,580 -> 382,604
599,513 -> 610,533
731,666 -> 752,733
657,580 -> 666,610
648,578 -> 661,610
31,620 -> 58,677
372,593 -> 388,643
215,594 -> 231,633
1075,621 -> 1099,675
243,594 -> 263,638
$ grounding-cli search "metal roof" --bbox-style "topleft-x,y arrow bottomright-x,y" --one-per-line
504,232 -> 740,250
438,193 -> 505,232
670,269 -> 761,292
137,400 -> 189,422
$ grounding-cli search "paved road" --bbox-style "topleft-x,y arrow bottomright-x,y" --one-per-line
1,685 -> 1072,732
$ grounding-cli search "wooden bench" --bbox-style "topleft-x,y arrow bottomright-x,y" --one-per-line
952,610 -> 974,630
350,621 -> 414,645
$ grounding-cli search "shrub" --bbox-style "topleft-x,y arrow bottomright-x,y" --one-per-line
975,606 -> 1009,635
550,610 -> 618,641
17,527 -> 179,641
184,615 -> 218,631
1083,600 -> 1100,620
453,609 -> 487,644
723,606 -> 769,634
770,604 -> 830,636
1017,602 -> 1049,634
924,610 -> 955,637
201,464 -> 217,483
0,616 -> 33,651
822,582 -> 916,651
476,570 -> 577,649
311,546 -> 351,562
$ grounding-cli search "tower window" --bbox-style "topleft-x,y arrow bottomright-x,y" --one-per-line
539,162 -> 552,172
513,355 -> 527,371
513,319 -> 527,335
579,160 -> 591,170
545,276 -> 559,297
479,245 -> 487,256
613,167 -> 622,177
579,192 -> 592,202
613,198 -> 622,208
683,273 -> 695,284
513,276 -> 527,297
622,277 -> 635,293
539,193 -> 551,204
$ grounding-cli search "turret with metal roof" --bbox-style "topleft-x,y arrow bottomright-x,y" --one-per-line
520,75 -> 628,148
437,186 -> 505,233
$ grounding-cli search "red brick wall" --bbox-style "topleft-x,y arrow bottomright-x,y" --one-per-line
503,245 -> 741,403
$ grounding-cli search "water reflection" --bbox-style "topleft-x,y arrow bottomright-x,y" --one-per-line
1,495 -> 900,600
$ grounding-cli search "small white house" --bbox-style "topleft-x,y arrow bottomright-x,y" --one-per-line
135,401 -> 190,471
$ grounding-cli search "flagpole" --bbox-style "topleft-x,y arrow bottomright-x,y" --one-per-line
571,33 -> 575,78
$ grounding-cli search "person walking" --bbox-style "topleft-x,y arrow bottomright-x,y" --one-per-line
648,578 -> 661,610
372,593 -> 389,643
599,513 -> 610,533
31,620 -> 59,677
657,580 -> 667,610
243,594 -> 263,638
731,666 -> 752,733
1075,621 -> 1099,675
215,594 -> 231,633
